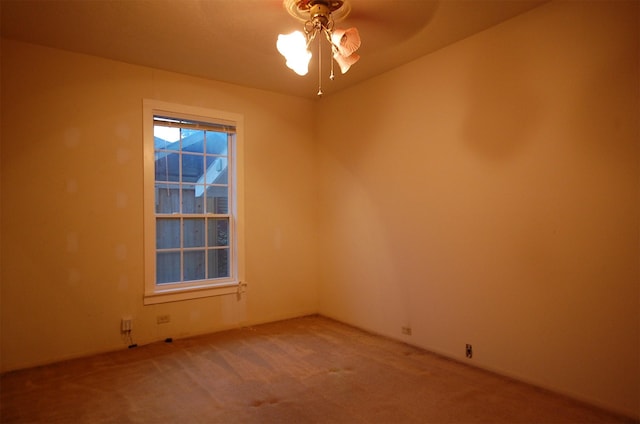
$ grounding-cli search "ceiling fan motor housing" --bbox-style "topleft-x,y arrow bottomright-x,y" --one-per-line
299,0 -> 346,26
285,0 -> 350,25
310,3 -> 331,27
295,0 -> 344,11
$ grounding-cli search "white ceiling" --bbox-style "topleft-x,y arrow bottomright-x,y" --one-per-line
0,0 -> 546,99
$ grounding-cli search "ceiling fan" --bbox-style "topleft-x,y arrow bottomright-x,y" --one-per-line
276,0 -> 361,96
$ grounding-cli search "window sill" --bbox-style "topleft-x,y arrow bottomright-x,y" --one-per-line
143,281 -> 246,305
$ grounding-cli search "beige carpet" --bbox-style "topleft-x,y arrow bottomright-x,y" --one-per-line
0,315 -> 634,423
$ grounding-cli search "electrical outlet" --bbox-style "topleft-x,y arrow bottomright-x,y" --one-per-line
466,344 -> 473,358
401,326 -> 412,336
157,314 -> 171,324
121,318 -> 132,333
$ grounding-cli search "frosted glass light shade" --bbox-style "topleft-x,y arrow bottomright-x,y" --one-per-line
277,31 -> 312,76
331,27 -> 361,57
333,51 -> 360,74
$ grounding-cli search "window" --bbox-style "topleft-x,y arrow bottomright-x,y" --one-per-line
143,100 -> 244,304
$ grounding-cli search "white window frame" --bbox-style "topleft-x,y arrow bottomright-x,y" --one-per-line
143,99 -> 244,305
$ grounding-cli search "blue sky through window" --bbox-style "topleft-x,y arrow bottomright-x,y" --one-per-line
154,126 -> 180,142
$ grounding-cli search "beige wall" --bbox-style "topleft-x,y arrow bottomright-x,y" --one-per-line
0,40 -> 319,372
316,0 -> 639,418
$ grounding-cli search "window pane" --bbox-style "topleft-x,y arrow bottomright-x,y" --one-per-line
208,218 -> 229,247
156,183 -> 180,214
183,218 -> 205,248
208,248 -> 229,279
157,219 -> 180,249
206,156 -> 228,184
155,152 -> 179,182
206,186 -> 228,214
184,250 -> 205,281
182,130 -> 205,153
205,131 -> 228,155
182,154 -> 204,182
182,184 -> 205,214
157,251 -> 180,284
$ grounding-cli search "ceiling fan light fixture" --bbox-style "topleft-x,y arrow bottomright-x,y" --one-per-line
276,31 -> 312,76
277,0 -> 360,95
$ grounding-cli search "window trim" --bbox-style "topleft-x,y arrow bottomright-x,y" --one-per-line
143,99 -> 244,305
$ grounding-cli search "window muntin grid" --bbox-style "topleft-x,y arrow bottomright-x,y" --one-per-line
153,117 -> 234,286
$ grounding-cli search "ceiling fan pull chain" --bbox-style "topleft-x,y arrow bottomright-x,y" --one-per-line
329,57 -> 335,81
324,28 -> 336,81
317,35 -> 323,96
